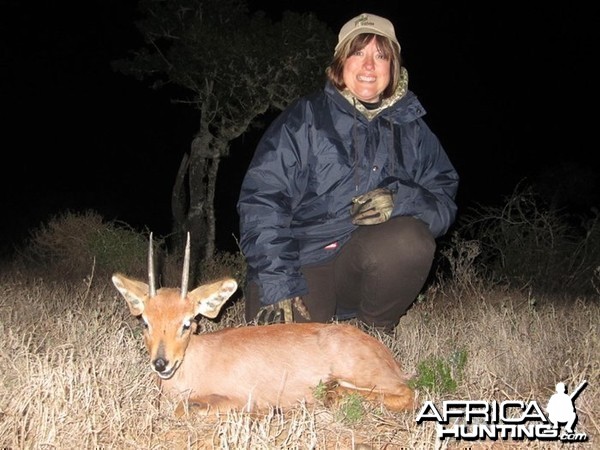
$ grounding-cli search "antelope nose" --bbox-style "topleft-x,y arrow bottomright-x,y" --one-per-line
153,357 -> 168,373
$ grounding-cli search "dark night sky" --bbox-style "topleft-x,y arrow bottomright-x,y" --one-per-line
1,1 -> 598,255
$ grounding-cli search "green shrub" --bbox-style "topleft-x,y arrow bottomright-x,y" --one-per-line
335,393 -> 365,425
312,380 -> 328,402
21,210 -> 150,281
199,250 -> 247,286
456,184 -> 600,296
160,246 -> 247,289
410,349 -> 467,396
311,381 -> 366,425
20,209 -> 247,292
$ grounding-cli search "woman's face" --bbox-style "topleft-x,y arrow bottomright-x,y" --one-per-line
342,37 -> 391,103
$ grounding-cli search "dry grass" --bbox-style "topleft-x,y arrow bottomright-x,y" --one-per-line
0,268 -> 597,449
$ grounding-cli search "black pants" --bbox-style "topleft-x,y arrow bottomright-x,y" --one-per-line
244,216 -> 436,329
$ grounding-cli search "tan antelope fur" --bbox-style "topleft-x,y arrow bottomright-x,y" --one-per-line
111,233 -> 415,416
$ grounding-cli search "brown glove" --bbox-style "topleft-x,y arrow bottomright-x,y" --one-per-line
351,188 -> 394,225
255,296 -> 312,324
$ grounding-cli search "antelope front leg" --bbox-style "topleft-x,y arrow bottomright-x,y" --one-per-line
322,381 -> 415,412
174,394 -> 250,418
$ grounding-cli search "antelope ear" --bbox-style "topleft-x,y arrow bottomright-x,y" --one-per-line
189,278 -> 238,319
112,273 -> 149,316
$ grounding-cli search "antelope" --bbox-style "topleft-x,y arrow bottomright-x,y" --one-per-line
112,233 -> 415,417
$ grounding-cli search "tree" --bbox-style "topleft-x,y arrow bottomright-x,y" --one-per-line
112,0 -> 335,278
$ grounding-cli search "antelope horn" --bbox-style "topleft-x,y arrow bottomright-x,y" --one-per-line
181,232 -> 191,299
148,232 -> 157,297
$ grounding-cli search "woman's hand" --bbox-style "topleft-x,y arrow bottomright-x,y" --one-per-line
255,296 -> 312,324
351,188 -> 394,225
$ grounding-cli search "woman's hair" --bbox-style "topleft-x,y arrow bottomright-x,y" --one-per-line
326,34 -> 402,99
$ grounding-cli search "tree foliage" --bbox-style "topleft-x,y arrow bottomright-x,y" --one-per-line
112,0 -> 335,276
454,183 -> 600,296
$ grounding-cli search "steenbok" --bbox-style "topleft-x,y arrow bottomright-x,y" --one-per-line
112,233 -> 415,417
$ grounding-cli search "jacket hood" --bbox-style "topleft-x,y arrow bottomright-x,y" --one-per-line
329,66 -> 414,121
324,69 -> 426,126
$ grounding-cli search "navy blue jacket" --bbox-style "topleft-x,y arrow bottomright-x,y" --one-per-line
237,81 -> 459,305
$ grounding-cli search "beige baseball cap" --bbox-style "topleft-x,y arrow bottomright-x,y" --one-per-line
335,13 -> 401,53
